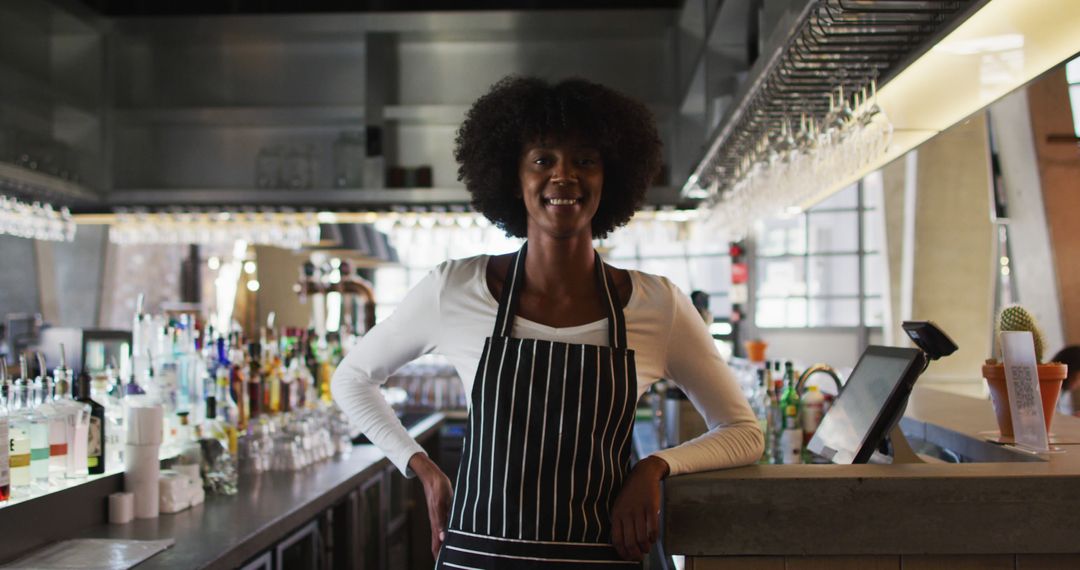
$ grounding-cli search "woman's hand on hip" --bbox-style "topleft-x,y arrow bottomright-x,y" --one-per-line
610,455 -> 670,562
409,452 -> 454,558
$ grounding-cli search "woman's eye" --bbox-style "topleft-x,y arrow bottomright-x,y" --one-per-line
533,157 -> 551,166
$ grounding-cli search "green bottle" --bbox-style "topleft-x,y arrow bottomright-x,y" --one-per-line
778,361 -> 803,464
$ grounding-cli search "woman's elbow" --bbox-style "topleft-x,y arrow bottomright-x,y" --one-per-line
329,368 -> 351,405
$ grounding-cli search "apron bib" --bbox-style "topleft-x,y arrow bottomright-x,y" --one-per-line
436,243 -> 640,569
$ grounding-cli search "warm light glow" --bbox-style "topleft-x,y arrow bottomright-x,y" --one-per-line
246,279 -> 260,292
207,256 -> 220,270
801,0 -> 1080,208
934,33 -> 1024,56
243,261 -> 257,274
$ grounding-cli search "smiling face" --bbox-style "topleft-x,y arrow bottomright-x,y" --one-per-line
518,137 -> 604,240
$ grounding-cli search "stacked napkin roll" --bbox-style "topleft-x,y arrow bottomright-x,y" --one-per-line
124,400 -> 163,519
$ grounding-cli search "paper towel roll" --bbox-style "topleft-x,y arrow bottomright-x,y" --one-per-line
109,492 -> 135,524
125,443 -> 161,519
126,402 -> 164,446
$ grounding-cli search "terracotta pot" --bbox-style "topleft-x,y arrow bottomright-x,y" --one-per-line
744,340 -> 768,363
982,362 -> 1067,437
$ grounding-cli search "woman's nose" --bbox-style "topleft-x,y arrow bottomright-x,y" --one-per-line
551,159 -> 577,182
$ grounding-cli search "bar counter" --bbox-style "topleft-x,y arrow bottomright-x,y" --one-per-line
656,387 -> 1080,568
1,414 -> 443,569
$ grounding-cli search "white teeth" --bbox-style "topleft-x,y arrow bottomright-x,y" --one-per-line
547,198 -> 578,206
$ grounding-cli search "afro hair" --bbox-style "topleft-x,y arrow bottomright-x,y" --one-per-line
454,76 -> 663,239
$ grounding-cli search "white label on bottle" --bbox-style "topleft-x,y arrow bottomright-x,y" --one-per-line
88,417 -> 102,460
1000,331 -> 1050,451
0,418 -> 8,487
780,428 -> 803,464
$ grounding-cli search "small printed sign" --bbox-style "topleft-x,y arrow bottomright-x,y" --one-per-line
1000,331 -> 1049,452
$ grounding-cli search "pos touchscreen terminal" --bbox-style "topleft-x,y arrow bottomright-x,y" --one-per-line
807,346 -> 925,464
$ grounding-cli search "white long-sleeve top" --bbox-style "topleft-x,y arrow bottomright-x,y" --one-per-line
331,255 -> 764,478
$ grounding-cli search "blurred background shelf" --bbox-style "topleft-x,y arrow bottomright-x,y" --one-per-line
0,161 -> 101,205
103,187 -> 473,208
115,106 -> 367,127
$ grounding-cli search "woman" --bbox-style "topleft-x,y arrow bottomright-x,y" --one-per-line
331,76 -> 764,568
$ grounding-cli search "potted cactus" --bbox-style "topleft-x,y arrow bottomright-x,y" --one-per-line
982,305 -> 1068,438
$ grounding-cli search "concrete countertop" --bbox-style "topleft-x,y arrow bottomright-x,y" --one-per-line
658,387 -> 1080,556
70,413 -> 444,570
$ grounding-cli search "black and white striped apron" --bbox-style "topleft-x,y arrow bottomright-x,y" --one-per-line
435,243 -> 640,569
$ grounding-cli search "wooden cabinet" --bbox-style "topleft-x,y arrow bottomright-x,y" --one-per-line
276,520 -> 320,570
239,551 -> 273,570
359,470 -> 386,570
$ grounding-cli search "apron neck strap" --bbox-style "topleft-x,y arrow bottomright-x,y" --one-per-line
492,242 -> 627,349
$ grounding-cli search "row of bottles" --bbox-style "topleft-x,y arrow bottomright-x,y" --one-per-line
2,347 -> 104,502
1,302 -> 351,504
752,361 -> 829,465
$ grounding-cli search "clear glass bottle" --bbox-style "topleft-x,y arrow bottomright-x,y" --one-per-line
8,376 -> 30,497
55,367 -> 91,479
21,357 -> 51,491
10,358 -> 48,494
0,362 -> 10,502
34,353 -> 66,484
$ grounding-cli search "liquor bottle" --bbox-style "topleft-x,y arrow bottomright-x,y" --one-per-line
763,363 -> 778,463
296,351 -> 317,411
35,353 -> 66,484
21,357 -> 50,491
756,368 -> 772,464
49,345 -> 90,479
125,347 -> 147,397
228,335 -> 249,429
778,361 -> 803,465
7,372 -> 31,497
247,343 -> 263,420
200,390 -> 230,455
89,370 -> 122,473
0,362 -> 10,502
215,373 -> 240,455
131,293 -> 155,389
76,371 -> 106,475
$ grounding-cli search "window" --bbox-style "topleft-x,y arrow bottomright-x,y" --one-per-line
603,219 -> 732,320
374,216 -> 733,323
753,180 -> 886,329
1068,55 -> 1080,137
373,221 -> 522,322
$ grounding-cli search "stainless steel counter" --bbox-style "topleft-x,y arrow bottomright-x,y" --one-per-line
656,387 -> 1080,559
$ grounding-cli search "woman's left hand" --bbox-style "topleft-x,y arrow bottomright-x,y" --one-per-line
610,456 -> 670,561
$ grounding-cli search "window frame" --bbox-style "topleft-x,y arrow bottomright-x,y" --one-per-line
751,182 -> 885,330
